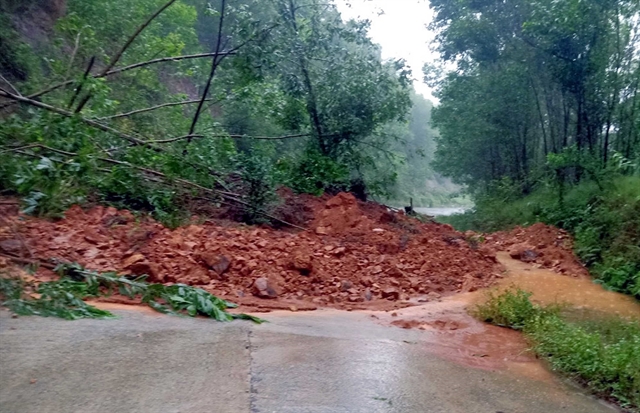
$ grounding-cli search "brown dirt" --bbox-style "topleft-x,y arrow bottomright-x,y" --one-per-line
483,222 -> 589,277
0,193 -> 502,311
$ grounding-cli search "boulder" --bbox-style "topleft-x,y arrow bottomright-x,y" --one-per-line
251,277 -> 279,299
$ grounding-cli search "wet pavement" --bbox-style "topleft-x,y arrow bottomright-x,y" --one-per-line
0,304 -> 618,413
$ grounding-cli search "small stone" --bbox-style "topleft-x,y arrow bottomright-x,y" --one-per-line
251,277 -> 278,299
370,265 -> 383,275
291,253 -> 313,275
315,226 -> 328,235
0,239 -> 22,254
127,262 -> 161,282
364,288 -> 373,301
332,246 -> 347,256
340,280 -> 353,292
360,276 -> 373,287
83,229 -> 108,244
200,253 -> 231,277
122,254 -> 145,268
381,288 -> 400,301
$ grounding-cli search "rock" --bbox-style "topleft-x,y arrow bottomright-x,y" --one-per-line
290,253 -> 313,275
315,226 -> 328,235
509,243 -> 538,262
122,253 -> 145,268
199,253 -> 231,277
83,229 -> 108,244
340,280 -> 353,292
363,288 -> 373,301
127,262 -> 162,282
182,266 -> 210,285
370,265 -> 383,275
381,287 -> 400,301
0,239 -> 22,254
251,277 -> 278,299
360,276 -> 373,287
331,246 -> 346,256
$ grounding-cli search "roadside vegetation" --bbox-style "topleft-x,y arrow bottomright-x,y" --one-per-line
474,289 -> 640,411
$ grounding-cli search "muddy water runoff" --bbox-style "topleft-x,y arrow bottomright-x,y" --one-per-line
374,252 -> 640,381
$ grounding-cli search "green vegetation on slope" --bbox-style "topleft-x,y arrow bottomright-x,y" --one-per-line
0,0 -> 452,228
474,289 -> 640,411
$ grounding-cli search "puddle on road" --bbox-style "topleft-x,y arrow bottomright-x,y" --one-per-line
378,253 -> 640,381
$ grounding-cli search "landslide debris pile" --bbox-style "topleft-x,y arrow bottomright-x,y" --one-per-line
486,223 -> 589,277
1,193 -> 501,310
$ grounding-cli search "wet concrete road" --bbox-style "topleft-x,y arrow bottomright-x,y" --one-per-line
0,307 -> 617,413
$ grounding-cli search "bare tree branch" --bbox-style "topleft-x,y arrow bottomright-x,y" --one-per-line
97,51 -> 237,77
65,29 -> 84,81
0,52 -> 239,110
187,0 -> 228,143
147,133 -> 311,144
68,56 -> 95,109
0,74 -> 22,96
75,0 -> 179,112
99,0 -> 179,76
96,98 -> 221,120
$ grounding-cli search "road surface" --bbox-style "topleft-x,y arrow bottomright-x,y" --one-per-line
0,306 -> 617,413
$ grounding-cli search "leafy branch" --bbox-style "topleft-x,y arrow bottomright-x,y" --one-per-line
0,262 -> 265,323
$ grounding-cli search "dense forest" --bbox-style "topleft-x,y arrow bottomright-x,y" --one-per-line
0,0 -> 460,230
428,0 -> 640,297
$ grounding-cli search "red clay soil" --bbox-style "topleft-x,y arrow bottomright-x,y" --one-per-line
0,193 -> 503,311
484,222 -> 589,277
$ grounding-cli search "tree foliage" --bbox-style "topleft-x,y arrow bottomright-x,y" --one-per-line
0,0 -> 440,225
429,0 -> 640,190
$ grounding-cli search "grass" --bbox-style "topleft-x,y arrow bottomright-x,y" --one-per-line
474,288 -> 640,411
0,263 -> 264,323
